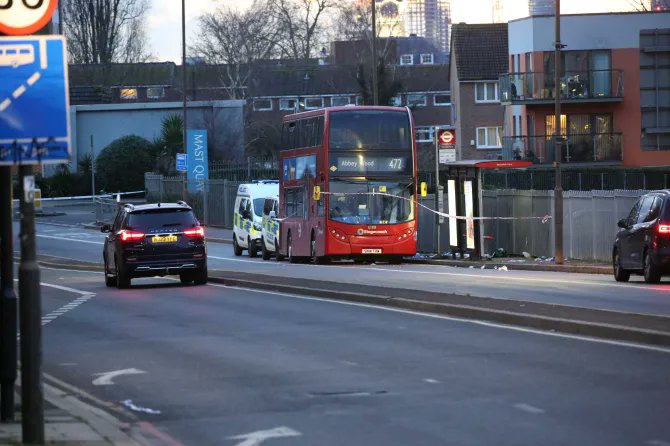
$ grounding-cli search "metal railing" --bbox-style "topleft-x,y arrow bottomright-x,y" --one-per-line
499,70 -> 624,103
502,133 -> 623,164
209,159 -> 278,181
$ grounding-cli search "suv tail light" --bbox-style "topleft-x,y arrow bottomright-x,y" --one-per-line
659,224 -> 670,235
120,230 -> 145,242
183,226 -> 205,238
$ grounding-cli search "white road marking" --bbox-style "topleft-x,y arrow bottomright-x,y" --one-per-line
92,368 -> 147,386
0,98 -> 11,112
424,378 -> 440,384
27,72 -> 41,86
228,426 -> 302,446
340,360 -> 358,366
211,284 -> 670,354
36,234 -> 103,245
42,294 -> 94,326
647,440 -> 670,446
12,85 -> 26,99
39,282 -> 95,296
120,399 -> 161,415
514,403 -> 545,414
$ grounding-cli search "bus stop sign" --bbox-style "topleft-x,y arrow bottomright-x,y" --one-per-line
0,35 -> 70,165
0,0 -> 58,35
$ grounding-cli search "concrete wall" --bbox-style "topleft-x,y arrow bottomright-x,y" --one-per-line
69,100 -> 245,171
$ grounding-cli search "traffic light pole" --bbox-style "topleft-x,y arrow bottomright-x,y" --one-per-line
18,165 -> 44,444
553,0 -> 564,265
0,167 -> 17,422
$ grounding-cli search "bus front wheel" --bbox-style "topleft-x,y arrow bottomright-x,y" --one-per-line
288,234 -> 297,264
311,235 -> 328,265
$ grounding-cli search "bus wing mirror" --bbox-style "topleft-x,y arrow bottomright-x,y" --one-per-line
420,182 -> 428,197
313,185 -> 321,201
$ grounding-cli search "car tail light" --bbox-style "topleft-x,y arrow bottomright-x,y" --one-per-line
120,230 -> 145,242
659,224 -> 670,235
183,226 -> 205,238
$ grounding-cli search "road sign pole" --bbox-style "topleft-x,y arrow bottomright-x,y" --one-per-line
18,165 -> 44,444
434,127 -> 440,255
0,166 -> 17,422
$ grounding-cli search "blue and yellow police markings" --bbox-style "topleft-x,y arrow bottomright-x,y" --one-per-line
261,215 -> 280,242
234,213 -> 256,235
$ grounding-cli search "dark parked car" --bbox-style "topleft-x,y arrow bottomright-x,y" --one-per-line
613,190 -> 670,283
102,202 -> 207,288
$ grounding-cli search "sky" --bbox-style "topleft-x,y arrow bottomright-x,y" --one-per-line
147,0 -> 644,63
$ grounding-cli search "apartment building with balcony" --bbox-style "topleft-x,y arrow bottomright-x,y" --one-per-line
499,11 -> 670,167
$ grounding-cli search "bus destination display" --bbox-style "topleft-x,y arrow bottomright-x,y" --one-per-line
331,156 -> 410,174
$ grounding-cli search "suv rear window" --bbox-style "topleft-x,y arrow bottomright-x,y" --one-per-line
127,209 -> 198,231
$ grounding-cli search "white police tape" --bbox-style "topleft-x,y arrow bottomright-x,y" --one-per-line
323,191 -> 552,224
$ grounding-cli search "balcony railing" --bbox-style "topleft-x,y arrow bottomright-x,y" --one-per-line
502,133 -> 623,164
499,70 -> 624,104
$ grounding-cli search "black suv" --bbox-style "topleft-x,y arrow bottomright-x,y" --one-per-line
613,190 -> 670,283
102,202 -> 207,288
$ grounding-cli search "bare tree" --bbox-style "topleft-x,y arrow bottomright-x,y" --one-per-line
191,0 -> 281,99
62,0 -> 151,64
626,0 -> 651,10
270,0 -> 335,61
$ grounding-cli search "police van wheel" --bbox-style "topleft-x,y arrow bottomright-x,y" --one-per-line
261,238 -> 271,260
248,237 -> 258,258
275,242 -> 285,261
233,236 -> 243,256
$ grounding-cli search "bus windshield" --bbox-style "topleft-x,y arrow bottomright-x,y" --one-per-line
328,110 -> 411,151
328,180 -> 414,225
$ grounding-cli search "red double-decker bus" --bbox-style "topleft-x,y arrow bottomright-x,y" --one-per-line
276,106 -> 418,264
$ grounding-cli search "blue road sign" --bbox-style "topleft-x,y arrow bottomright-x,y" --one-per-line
0,35 -> 70,165
176,153 -> 188,172
187,130 -> 208,193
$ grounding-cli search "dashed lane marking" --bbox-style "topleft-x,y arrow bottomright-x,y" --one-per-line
0,98 -> 10,112
514,403 -> 545,414
27,72 -> 41,86
12,84 -> 27,99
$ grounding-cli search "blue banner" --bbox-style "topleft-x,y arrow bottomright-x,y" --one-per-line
186,130 -> 208,192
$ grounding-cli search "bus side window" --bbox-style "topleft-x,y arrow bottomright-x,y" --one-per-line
316,116 -> 324,146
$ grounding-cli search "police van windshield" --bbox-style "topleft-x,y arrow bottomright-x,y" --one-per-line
253,198 -> 265,217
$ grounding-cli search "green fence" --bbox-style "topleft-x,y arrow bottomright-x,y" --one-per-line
482,168 -> 669,191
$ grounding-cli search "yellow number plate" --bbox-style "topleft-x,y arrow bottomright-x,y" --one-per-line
152,235 -> 178,243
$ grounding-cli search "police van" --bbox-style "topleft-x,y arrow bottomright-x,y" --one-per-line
233,181 -> 279,257
260,196 -> 281,260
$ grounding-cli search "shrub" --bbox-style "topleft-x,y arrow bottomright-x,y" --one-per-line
96,135 -> 153,193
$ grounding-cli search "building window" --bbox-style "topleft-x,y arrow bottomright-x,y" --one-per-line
280,97 -> 298,111
476,127 -> 502,148
420,53 -> 434,65
304,97 -> 323,110
253,98 -> 273,111
415,127 -> 434,142
434,93 -> 451,106
390,95 -> 402,106
331,96 -> 351,107
407,93 -> 427,107
146,87 -> 165,99
120,88 -> 137,100
475,82 -> 499,103
400,54 -> 414,65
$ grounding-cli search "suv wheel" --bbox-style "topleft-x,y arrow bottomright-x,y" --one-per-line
261,238 -> 271,260
104,257 -> 115,287
643,250 -> 661,284
180,273 -> 193,284
115,257 -> 131,289
233,236 -> 243,256
613,249 -> 630,282
193,266 -> 208,285
248,236 -> 258,258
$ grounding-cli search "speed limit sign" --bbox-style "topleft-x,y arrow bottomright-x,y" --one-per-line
0,0 -> 58,35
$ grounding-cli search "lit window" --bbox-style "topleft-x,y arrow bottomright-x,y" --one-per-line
331,96 -> 350,107
400,54 -> 414,65
280,98 -> 298,111
147,87 -> 165,99
420,53 -> 434,65
476,126 -> 503,148
304,97 -> 323,110
407,93 -> 427,107
253,98 -> 273,111
434,93 -> 451,106
415,127 -> 434,142
475,82 -> 499,103
120,88 -> 137,100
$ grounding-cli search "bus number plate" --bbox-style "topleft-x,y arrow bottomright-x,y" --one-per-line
362,248 -> 382,254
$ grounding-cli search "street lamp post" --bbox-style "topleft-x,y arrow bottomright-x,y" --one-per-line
182,0 -> 188,200
371,0 -> 379,105
554,0 -> 564,265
